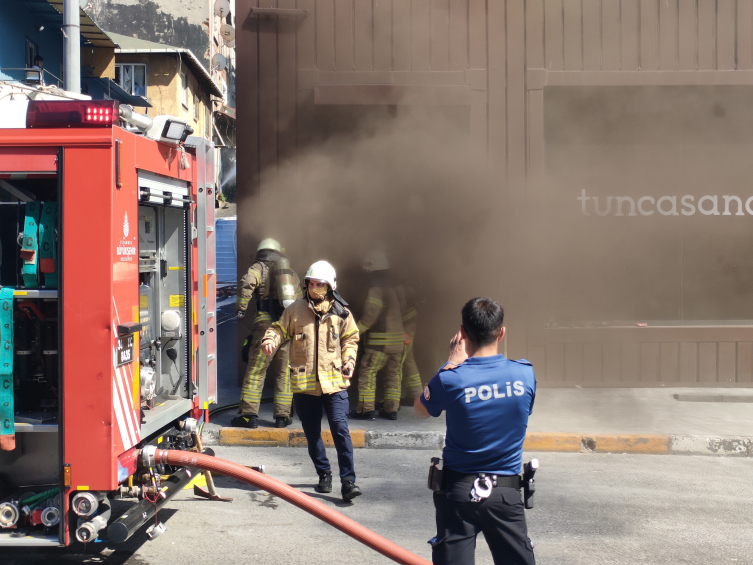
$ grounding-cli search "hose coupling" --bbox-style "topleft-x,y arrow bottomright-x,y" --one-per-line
141,445 -> 157,467
181,418 -> 198,433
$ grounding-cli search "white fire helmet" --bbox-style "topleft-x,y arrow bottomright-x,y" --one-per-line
362,250 -> 389,272
257,238 -> 282,253
305,260 -> 337,291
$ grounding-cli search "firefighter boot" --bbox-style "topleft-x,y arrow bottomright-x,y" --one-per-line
275,416 -> 292,428
315,471 -> 333,493
348,409 -> 377,421
341,480 -> 362,502
379,408 -> 397,421
230,415 -> 258,429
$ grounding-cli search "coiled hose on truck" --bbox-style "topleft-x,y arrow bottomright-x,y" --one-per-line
150,449 -> 431,565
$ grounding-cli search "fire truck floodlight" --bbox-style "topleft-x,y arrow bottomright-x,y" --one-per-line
26,100 -> 119,129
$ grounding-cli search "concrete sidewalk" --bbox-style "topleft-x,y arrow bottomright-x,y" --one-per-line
203,387 -> 753,456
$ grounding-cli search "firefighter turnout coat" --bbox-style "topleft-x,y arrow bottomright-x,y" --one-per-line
262,298 -> 359,395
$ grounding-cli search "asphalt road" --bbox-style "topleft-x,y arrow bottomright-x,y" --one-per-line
5,449 -> 753,565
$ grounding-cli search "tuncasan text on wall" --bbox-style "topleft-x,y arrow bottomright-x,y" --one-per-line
577,189 -> 753,217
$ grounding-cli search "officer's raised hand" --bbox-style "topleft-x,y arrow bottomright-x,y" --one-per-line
447,329 -> 469,367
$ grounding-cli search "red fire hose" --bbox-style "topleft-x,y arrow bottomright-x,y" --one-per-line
155,449 -> 431,565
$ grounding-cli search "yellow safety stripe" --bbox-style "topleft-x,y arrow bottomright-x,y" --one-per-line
272,322 -> 289,341
366,296 -> 383,307
357,321 -> 369,333
342,327 -> 359,339
366,352 -> 386,391
254,312 -> 272,323
402,309 -> 417,322
384,389 -> 402,400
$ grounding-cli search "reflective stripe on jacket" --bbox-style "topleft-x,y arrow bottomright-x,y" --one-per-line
262,298 -> 359,395
357,286 -> 404,353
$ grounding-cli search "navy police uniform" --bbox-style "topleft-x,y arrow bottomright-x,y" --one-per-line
420,354 -> 536,565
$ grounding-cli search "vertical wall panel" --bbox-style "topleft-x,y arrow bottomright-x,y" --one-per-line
584,343 -> 602,382
527,345 -> 547,379
565,343 -> 583,382
718,342 -> 737,383
277,0 -> 298,163
470,90 -> 487,152
546,343 -> 565,382
449,0 -> 469,70
334,0 -> 354,70
258,14 -> 279,177
507,0 -> 526,189
412,0 -> 432,70
717,0 -> 736,70
374,0 -> 392,71
393,0 -> 412,71
431,0 -> 451,70
698,342 -> 718,382
488,0 -> 506,182
603,342 -> 621,382
237,0 -> 259,187
660,342 -> 678,382
738,342 -> 753,382
677,0 -> 696,70
354,0 -> 374,71
544,0 -> 564,70
528,89 -> 545,179
659,0 -> 677,69
679,342 -> 698,382
601,0 -> 621,70
738,0 -> 753,69
469,0 -> 487,68
698,0 -> 715,70
298,0 -> 316,69
583,0 -> 602,70
526,0 -> 545,69
316,0 -> 336,70
621,0 -> 640,70
640,0 -> 659,70
563,0 -> 582,70
640,343 -> 659,382
622,343 -> 640,382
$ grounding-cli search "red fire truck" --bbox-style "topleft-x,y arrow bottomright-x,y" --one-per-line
0,98 -> 217,546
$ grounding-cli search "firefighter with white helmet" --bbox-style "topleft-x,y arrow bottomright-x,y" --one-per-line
350,250 -> 407,420
232,238 -> 301,429
261,260 -> 363,502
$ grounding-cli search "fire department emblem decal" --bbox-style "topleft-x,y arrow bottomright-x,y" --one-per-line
423,385 -> 431,401
123,212 -> 130,237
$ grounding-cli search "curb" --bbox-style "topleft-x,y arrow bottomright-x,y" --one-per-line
207,426 -> 753,456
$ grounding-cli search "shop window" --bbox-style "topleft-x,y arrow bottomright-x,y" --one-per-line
114,64 -> 147,97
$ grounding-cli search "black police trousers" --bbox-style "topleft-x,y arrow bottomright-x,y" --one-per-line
431,480 -> 535,565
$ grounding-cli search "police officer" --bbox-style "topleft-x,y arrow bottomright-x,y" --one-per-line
415,297 -> 536,565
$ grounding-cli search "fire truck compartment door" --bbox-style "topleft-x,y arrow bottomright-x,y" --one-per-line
137,170 -> 189,208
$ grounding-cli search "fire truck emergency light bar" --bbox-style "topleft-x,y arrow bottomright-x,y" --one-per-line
26,100 -> 120,128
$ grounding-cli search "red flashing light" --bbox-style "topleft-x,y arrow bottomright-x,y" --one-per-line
27,100 -> 119,129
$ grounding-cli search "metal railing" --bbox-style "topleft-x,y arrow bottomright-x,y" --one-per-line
0,68 -> 63,88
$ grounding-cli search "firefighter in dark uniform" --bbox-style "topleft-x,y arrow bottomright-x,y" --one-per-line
415,297 -> 536,565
